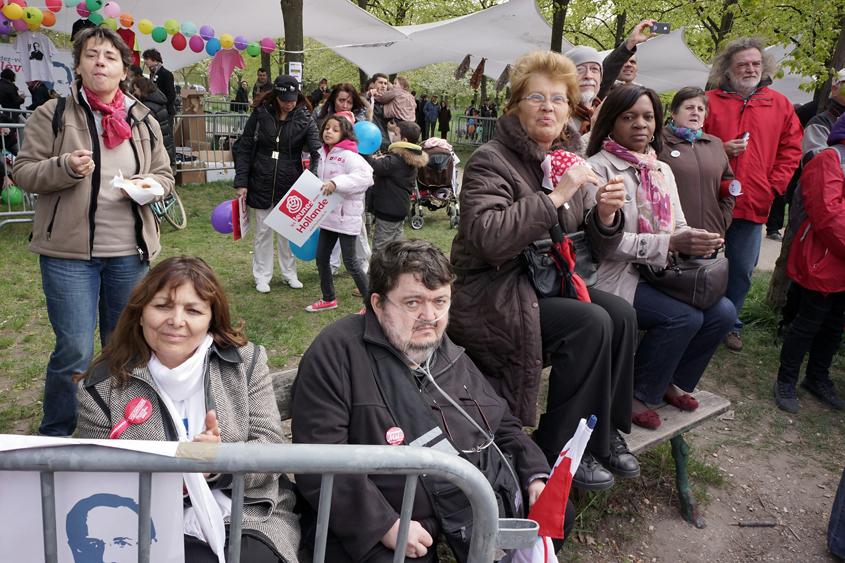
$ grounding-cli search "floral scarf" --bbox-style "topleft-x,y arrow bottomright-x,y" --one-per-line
602,137 -> 674,235
670,124 -> 702,144
82,85 -> 132,149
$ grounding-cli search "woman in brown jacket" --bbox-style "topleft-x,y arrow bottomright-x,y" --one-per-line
449,51 -> 639,491
658,87 -> 735,237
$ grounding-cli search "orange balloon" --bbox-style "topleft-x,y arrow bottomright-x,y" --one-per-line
119,12 -> 133,27
41,10 -> 56,26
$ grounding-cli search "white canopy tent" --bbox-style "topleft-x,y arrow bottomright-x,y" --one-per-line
38,0 -> 814,102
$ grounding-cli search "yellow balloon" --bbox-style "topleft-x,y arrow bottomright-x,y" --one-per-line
219,33 -> 234,49
138,18 -> 153,35
28,23 -> 40,30
2,3 -> 23,20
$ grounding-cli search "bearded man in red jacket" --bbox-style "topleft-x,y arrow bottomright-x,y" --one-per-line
703,36 -> 803,352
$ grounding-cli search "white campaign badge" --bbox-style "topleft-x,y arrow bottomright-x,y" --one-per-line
670,150 -> 680,158
729,180 -> 742,196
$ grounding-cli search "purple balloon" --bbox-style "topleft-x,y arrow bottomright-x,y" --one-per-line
0,15 -> 11,35
189,34 -> 204,53
211,200 -> 234,234
199,24 -> 214,41
233,35 -> 247,50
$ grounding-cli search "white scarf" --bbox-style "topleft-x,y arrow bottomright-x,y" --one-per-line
148,333 -> 229,563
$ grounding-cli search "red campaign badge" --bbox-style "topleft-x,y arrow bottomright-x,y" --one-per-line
385,427 -> 405,445
108,397 -> 153,439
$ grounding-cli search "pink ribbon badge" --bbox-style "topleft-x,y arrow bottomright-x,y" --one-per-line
108,397 -> 153,439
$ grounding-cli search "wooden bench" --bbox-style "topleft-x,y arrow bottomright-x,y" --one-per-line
626,390 -> 731,528
271,370 -> 730,528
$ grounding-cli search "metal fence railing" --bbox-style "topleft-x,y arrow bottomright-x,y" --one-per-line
0,441 -> 539,563
174,112 -> 248,182
446,115 -> 498,148
0,108 -> 35,232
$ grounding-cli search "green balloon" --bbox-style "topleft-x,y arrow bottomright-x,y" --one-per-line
246,42 -> 261,57
151,26 -> 167,43
85,0 -> 103,11
87,12 -> 103,24
1,186 -> 22,206
101,17 -> 117,30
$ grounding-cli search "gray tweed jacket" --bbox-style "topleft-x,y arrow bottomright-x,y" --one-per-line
77,343 -> 300,563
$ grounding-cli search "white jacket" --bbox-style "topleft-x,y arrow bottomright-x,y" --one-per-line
317,139 -> 374,235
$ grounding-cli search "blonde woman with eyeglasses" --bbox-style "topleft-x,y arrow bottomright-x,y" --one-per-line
449,50 -> 640,491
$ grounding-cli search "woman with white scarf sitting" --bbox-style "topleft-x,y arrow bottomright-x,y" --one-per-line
75,255 -> 300,563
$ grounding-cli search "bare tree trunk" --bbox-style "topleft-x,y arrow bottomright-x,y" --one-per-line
480,75 -> 487,105
281,0 -> 304,74
818,13 -> 845,114
261,52 -> 272,77
549,0 -> 571,53
704,0 -> 738,90
765,222 -> 792,308
614,11 -> 627,47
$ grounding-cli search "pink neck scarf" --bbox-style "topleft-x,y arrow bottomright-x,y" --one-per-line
602,137 -> 674,235
82,85 -> 132,149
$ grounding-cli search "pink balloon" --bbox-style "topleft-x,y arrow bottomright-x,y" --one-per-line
12,17 -> 27,30
76,3 -> 89,17
188,34 -> 204,53
103,1 -> 119,18
260,37 -> 274,54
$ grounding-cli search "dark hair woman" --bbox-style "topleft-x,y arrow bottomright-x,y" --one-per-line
231,79 -> 249,113
658,86 -> 735,237
313,82 -> 367,123
234,74 -> 321,294
450,50 -> 639,494
586,85 -> 735,428
133,77 -> 172,161
75,256 -> 301,563
437,99 -> 452,139
13,26 -> 174,438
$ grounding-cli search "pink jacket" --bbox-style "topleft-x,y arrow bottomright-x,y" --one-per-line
318,139 -> 374,235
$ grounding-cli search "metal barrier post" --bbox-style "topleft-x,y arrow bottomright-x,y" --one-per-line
39,471 -> 58,563
313,473 -> 334,562
228,473 -> 246,563
138,472 -> 152,563
392,474 -> 418,563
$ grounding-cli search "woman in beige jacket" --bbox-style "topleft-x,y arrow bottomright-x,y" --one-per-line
585,85 -> 734,429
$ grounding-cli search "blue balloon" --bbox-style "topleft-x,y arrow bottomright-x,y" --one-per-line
353,121 -> 382,155
211,200 -> 234,234
206,37 -> 221,56
289,228 -> 319,261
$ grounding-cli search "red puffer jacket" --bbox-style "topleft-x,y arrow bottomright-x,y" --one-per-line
787,147 -> 845,294
704,81 -> 803,223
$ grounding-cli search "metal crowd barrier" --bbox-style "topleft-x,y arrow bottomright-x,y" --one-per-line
0,442 -> 539,563
0,107 -> 35,231
446,115 -> 498,148
174,112 -> 248,181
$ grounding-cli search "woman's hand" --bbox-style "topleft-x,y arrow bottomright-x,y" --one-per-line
380,518 -> 434,558
548,164 -> 599,209
193,410 -> 222,444
321,181 -> 337,195
595,175 -> 626,226
668,228 -> 723,256
235,187 -> 247,198
68,149 -> 95,177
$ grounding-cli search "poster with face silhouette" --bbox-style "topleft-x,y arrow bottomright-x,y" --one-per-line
0,471 -> 184,563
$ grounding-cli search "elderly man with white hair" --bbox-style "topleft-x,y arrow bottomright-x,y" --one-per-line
703,36 -> 802,354
564,20 -> 658,154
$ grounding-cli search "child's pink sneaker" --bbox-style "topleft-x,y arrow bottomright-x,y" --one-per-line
306,299 -> 338,312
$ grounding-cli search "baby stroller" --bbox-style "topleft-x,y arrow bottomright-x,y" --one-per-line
409,145 -> 460,230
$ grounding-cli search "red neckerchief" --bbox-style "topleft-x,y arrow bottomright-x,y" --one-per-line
82,85 -> 132,149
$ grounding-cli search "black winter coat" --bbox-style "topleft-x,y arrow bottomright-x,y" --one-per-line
140,89 -> 173,161
367,146 -> 429,222
150,65 -> 176,115
234,102 -> 321,210
0,79 -> 24,122
230,86 -> 249,112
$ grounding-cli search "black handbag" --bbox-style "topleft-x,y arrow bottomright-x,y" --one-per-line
522,225 -> 597,298
637,255 -> 729,310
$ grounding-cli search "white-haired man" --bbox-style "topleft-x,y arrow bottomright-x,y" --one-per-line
703,36 -> 803,352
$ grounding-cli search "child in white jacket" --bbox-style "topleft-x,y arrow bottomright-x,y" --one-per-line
307,113 -> 374,313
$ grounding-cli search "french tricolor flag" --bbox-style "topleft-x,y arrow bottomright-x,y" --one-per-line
505,415 -> 596,563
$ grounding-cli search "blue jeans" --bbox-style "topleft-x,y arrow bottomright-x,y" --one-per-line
830,465 -> 845,558
724,218 -> 763,333
633,283 -> 735,405
39,255 -> 148,436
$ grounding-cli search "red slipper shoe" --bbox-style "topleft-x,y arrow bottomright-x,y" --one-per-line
664,392 -> 699,411
632,409 -> 661,428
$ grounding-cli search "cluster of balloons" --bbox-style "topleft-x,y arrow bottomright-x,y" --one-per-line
0,0 -> 278,60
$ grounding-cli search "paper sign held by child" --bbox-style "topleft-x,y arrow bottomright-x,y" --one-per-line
263,170 -> 342,246
232,194 -> 252,241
